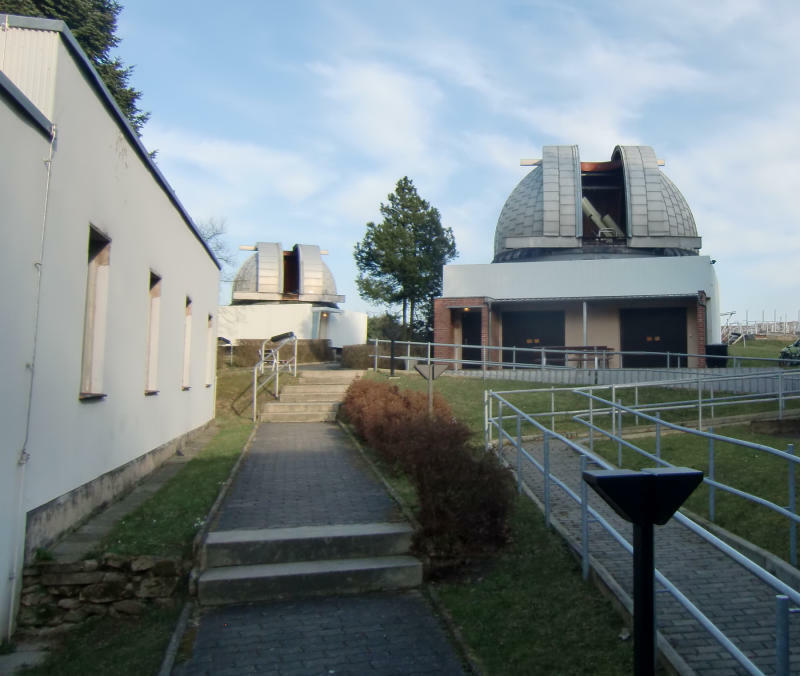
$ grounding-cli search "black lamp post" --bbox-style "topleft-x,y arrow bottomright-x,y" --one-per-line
582,467 -> 704,676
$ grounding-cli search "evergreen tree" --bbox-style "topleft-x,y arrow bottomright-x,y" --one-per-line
354,177 -> 457,338
0,0 -> 148,133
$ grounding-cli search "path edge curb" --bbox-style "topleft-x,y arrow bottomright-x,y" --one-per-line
157,600 -> 193,676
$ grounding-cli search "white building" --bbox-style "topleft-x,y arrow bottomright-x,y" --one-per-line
218,242 -> 367,350
434,145 -> 721,368
1,15 -> 219,637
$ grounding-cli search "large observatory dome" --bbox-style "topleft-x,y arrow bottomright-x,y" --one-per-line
493,145 -> 701,263
231,242 -> 343,305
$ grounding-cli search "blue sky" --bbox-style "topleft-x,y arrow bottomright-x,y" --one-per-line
116,0 -> 800,325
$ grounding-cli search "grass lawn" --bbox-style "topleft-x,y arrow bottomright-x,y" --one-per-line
729,337 -> 797,367
96,421 -> 252,557
20,605 -> 181,676
435,499 -> 632,675
358,376 -> 634,674
592,424 -> 800,562
20,369 -> 256,676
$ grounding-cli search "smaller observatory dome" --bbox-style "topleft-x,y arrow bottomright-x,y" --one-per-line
493,145 -> 701,263
231,242 -> 343,305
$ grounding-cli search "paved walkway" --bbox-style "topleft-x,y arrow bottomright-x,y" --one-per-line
174,423 -> 468,676
498,439 -> 800,675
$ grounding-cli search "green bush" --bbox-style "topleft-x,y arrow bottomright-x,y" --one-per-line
341,344 -> 373,369
340,342 -> 429,370
340,379 -> 514,566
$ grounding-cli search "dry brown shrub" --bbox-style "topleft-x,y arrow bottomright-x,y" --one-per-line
340,378 -> 514,566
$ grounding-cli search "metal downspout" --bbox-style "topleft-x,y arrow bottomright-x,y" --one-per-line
7,125 -> 56,640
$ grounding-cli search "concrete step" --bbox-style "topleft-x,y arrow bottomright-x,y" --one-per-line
279,393 -> 344,403
282,384 -> 349,395
279,384 -> 349,403
204,523 -> 414,568
297,369 -> 364,384
261,412 -> 339,423
261,402 -> 340,422
197,556 -> 422,605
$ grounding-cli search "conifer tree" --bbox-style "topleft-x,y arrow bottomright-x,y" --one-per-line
355,177 -> 457,338
0,0 -> 148,133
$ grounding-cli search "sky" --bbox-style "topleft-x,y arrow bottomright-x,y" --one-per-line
115,0 -> 800,325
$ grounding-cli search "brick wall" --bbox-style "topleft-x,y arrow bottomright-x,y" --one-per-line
433,297 -> 490,367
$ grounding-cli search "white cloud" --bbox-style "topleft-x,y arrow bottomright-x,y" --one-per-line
311,59 -> 443,164
143,124 -> 331,216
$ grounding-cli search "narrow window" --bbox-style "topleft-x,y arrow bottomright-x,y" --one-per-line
144,272 -> 161,394
80,228 -> 111,397
182,297 -> 192,389
205,314 -> 215,386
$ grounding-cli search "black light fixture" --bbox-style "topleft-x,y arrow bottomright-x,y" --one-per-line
583,467 -> 704,676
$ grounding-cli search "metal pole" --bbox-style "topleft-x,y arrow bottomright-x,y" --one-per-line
581,455 -> 589,581
544,433 -> 551,528
498,400 -> 504,456
483,389 -> 489,453
697,377 -> 703,432
390,339 -> 396,377
779,371 -> 784,421
582,300 -> 588,346
373,338 -> 378,372
512,346 -> 516,372
589,393 -> 595,453
550,389 -> 555,431
789,444 -> 796,567
516,415 -> 522,494
252,367 -> 257,423
488,394 -> 493,448
633,521 -> 656,676
635,385 -> 639,426
427,371 -> 433,418
709,430 -> 716,522
710,383 -> 715,422
655,412 -> 661,460
776,595 -> 789,676
293,338 -> 297,376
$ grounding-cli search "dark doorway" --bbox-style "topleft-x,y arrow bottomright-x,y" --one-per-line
461,311 -> 482,368
502,311 -> 565,365
620,307 -> 687,367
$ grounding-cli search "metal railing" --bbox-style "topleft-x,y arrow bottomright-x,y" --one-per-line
369,338 -> 800,372
485,389 -> 800,675
252,333 -> 297,422
572,390 -> 800,565
483,370 -> 800,451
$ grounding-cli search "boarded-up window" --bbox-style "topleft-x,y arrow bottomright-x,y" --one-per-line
206,314 -> 215,386
80,227 -> 111,396
145,272 -> 161,393
182,297 -> 192,389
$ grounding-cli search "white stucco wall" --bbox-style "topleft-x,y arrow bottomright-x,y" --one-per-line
1,24 -> 219,637
328,311 -> 368,348
444,256 -> 721,343
0,80 -> 52,642
444,256 -> 718,302
218,304 -> 367,348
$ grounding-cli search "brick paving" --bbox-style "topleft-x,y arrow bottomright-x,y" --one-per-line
498,438 -> 800,675
174,592 -> 466,676
176,422 -> 467,675
213,423 -> 404,531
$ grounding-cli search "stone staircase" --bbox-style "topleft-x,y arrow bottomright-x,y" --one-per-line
260,368 -> 363,422
196,523 -> 422,605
